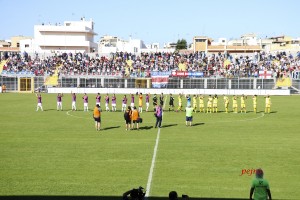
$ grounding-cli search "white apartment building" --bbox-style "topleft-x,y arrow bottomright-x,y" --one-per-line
98,35 -> 147,54
98,35 -> 175,54
20,18 -> 98,53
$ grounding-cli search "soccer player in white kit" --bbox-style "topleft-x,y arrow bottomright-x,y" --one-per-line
36,93 -> 43,111
71,92 -> 77,111
96,93 -> 101,106
57,93 -> 63,111
82,93 -> 89,111
122,95 -> 127,112
111,94 -> 117,112
105,94 -> 110,112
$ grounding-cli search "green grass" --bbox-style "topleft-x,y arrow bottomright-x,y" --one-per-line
0,93 -> 300,199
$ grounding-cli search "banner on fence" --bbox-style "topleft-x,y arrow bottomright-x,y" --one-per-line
171,71 -> 204,78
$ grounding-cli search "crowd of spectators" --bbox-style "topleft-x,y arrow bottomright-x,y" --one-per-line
1,50 -> 300,78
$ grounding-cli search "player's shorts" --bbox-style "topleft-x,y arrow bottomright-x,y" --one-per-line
169,102 -> 174,106
233,103 -> 237,108
131,103 -> 134,107
112,103 -> 116,107
72,101 -> 76,106
146,102 -> 149,107
179,103 -> 182,107
207,103 -> 212,107
132,120 -> 138,123
139,104 -> 142,107
266,104 -> 271,108
57,102 -> 62,106
193,104 -> 197,108
225,103 -> 229,108
241,103 -> 245,108
37,103 -> 42,107
96,102 -> 100,106
213,103 -> 217,107
186,116 -> 193,121
122,103 -> 127,108
199,104 -> 204,108
94,117 -> 101,122
84,103 -> 88,107
125,119 -> 131,124
105,103 -> 109,107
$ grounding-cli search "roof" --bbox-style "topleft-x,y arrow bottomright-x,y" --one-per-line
0,47 -> 20,52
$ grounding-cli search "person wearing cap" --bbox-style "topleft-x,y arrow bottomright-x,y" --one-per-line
250,168 -> 272,200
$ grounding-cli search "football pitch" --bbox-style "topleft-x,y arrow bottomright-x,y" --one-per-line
0,93 -> 299,199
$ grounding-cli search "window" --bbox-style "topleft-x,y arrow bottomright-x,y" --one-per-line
17,43 -> 20,47
25,44 -> 29,48
195,39 -> 205,42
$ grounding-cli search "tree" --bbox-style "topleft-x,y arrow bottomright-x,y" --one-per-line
176,39 -> 187,50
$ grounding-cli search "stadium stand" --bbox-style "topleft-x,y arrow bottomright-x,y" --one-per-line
0,51 -> 300,78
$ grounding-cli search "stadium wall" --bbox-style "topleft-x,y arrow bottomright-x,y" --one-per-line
47,87 -> 290,96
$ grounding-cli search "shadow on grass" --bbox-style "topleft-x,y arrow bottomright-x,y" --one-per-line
161,124 -> 177,128
193,122 -> 205,126
139,126 -> 153,130
101,126 -> 121,131
43,109 -> 57,111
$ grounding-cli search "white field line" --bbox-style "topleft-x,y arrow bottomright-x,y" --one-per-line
145,95 -> 167,197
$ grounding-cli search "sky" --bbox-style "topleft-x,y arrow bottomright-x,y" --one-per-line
1,0 -> 299,46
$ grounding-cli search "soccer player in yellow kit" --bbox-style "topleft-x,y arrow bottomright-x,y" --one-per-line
207,95 -> 213,113
199,95 -> 205,113
232,95 -> 238,113
138,93 -> 143,113
223,95 -> 229,113
265,95 -> 271,113
192,94 -> 197,113
213,94 -> 218,113
252,95 -> 257,113
240,94 -> 247,113
177,93 -> 183,112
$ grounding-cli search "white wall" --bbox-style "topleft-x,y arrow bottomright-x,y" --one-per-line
48,88 -> 290,96
32,20 -> 97,53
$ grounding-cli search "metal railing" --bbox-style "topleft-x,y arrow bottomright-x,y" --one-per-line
0,75 -> 278,92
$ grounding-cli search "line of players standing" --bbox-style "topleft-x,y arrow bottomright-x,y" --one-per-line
35,92 -> 272,114
175,94 -> 272,114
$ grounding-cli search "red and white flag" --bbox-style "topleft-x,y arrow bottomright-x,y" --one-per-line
259,70 -> 272,79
